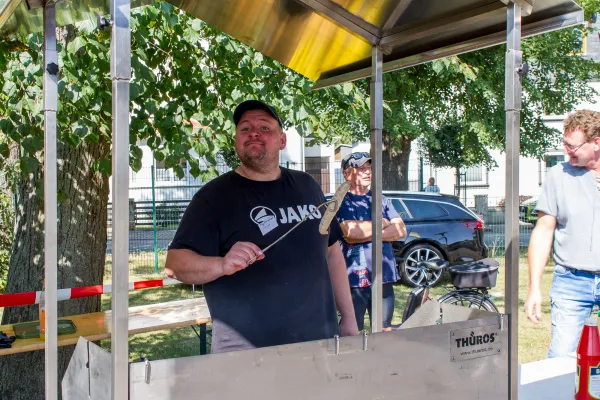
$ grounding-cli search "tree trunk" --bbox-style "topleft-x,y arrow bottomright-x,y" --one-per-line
0,140 -> 110,399
382,132 -> 412,190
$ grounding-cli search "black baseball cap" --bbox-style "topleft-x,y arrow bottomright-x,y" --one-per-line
233,100 -> 283,127
342,152 -> 371,170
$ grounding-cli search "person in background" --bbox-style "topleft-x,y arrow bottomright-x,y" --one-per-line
336,152 -> 407,331
423,177 -> 440,193
524,109 -> 600,358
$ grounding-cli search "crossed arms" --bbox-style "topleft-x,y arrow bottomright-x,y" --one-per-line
340,217 -> 407,244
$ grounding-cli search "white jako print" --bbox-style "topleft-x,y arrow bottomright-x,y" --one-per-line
250,206 -> 279,235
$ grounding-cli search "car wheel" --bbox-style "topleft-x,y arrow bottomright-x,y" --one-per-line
399,244 -> 445,288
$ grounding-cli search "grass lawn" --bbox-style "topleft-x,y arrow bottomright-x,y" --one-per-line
95,255 -> 555,364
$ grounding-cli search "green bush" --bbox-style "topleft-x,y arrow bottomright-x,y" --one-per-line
0,191 -> 14,293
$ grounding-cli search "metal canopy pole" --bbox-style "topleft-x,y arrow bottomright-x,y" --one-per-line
370,46 -> 383,333
43,2 -> 58,399
505,2 -> 522,399
110,0 -> 131,395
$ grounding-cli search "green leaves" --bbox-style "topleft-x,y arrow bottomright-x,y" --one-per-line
2,80 -> 16,97
0,1 -> 369,186
93,158 -> 112,175
382,4 -> 600,169
66,37 -> 87,54
130,145 -> 144,172
19,156 -> 39,175
21,136 -> 43,154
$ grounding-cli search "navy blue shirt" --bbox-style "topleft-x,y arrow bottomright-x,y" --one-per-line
336,191 -> 400,287
170,168 -> 343,353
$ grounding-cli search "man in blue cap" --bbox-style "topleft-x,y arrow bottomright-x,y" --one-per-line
166,100 -> 359,353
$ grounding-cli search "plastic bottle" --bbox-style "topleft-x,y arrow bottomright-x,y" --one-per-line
39,284 -> 46,341
575,311 -> 600,400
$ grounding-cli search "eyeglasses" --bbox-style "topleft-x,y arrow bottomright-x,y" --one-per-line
563,141 -> 588,152
342,152 -> 370,170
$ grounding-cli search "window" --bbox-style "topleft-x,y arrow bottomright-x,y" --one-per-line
390,199 -> 411,220
334,168 -> 343,188
444,204 -> 476,220
544,154 -> 565,170
460,165 -> 483,182
402,199 -> 448,220
305,156 -> 330,193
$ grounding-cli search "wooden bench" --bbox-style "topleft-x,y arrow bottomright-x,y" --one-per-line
0,297 -> 211,356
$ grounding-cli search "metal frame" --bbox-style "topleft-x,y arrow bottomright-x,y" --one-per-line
43,2 -> 58,399
128,315 -> 509,399
504,3 -> 522,399
379,2 -> 507,52
380,0 -> 413,33
8,0 -> 576,398
61,305 -> 507,399
500,0 -> 533,16
292,0 -> 380,44
369,46 -> 383,333
110,0 -> 131,396
314,10 -> 583,89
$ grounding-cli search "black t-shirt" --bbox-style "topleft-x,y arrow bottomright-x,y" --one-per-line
169,168 -> 343,353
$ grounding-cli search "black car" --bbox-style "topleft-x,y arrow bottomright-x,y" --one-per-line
386,191 -> 487,286
330,191 -> 488,287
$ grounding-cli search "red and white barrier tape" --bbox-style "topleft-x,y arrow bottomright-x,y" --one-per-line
0,278 -> 182,308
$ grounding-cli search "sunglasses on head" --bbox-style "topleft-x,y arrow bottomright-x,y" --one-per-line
342,152 -> 370,170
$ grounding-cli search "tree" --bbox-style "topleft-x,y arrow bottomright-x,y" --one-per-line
0,3 -> 368,398
420,123 -> 497,198
359,0 -> 600,191
0,190 -> 14,293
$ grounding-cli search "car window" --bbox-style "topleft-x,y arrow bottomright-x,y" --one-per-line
390,199 -> 411,220
402,199 -> 448,219
443,203 -> 476,220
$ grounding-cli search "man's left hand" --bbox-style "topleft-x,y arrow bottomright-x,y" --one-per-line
339,317 -> 360,337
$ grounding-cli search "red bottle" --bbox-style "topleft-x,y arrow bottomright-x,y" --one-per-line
576,312 -> 600,400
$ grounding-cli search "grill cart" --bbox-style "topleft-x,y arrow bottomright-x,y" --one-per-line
0,0 -> 584,399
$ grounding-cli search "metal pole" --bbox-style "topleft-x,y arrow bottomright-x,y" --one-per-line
110,0 -> 131,395
505,3 -> 522,400
43,3 -> 58,399
370,46 -> 383,333
418,156 -> 424,192
151,160 -> 158,274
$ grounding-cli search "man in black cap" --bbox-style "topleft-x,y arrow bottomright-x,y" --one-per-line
336,152 -> 407,331
165,100 -> 359,353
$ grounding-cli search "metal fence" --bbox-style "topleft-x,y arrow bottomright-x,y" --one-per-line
108,161 -> 536,276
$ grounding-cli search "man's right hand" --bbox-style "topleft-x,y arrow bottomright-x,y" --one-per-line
524,288 -> 542,324
221,242 -> 264,276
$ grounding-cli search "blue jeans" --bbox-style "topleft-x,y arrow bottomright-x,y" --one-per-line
350,283 -> 395,330
548,265 -> 600,358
